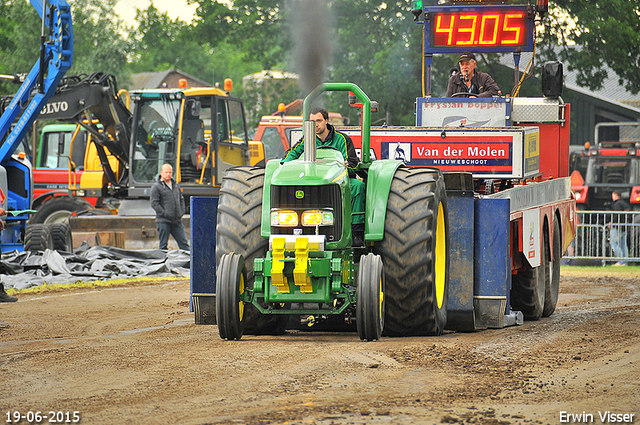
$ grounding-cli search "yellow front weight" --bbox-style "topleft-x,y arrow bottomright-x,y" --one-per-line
271,237 -> 289,293
293,237 -> 313,293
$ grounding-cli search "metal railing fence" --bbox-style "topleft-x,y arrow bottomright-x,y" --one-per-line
565,210 -> 640,265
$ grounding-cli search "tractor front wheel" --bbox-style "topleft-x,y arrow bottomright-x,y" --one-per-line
216,253 -> 246,340
357,253 -> 384,341
216,166 -> 288,335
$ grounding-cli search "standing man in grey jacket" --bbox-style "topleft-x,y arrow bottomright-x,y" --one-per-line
150,163 -> 190,250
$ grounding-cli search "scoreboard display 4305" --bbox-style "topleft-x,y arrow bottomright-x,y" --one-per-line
423,5 -> 535,54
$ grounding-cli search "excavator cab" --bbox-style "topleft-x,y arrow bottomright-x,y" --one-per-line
128,87 -> 255,199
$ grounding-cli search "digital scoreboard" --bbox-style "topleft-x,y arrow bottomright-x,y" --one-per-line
423,5 -> 535,54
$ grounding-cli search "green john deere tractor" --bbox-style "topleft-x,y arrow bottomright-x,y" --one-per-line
215,83 -> 449,340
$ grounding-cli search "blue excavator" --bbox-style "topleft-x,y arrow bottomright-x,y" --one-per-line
0,0 -> 73,253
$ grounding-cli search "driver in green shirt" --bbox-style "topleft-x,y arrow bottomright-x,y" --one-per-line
281,107 -> 365,246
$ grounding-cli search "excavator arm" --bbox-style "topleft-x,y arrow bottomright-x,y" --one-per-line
0,0 -> 73,164
38,72 -> 133,187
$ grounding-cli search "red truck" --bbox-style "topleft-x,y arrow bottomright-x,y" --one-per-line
570,122 -> 640,210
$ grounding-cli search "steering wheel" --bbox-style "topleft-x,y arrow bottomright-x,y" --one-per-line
451,92 -> 474,98
317,145 -> 345,160
318,145 -> 341,152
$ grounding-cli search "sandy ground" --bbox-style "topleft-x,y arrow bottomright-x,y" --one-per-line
0,270 -> 638,425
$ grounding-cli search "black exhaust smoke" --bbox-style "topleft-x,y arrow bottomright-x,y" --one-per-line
287,0 -> 333,97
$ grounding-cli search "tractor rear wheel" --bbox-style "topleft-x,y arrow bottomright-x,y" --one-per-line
357,253 -> 384,341
543,218 -> 561,317
216,166 -> 288,335
376,167 -> 449,336
216,253 -> 246,340
24,224 -> 54,252
511,254 -> 545,320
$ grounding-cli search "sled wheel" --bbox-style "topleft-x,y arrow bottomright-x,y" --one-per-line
511,253 -> 545,320
24,224 -> 54,252
216,253 -> 246,340
357,253 -> 385,341
50,222 -> 73,252
543,218 -> 562,317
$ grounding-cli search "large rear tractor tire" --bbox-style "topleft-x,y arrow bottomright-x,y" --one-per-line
543,218 -> 561,317
30,196 -> 92,224
511,254 -> 545,320
50,222 -> 73,252
357,253 -> 385,341
216,253 -> 246,340
24,224 -> 54,252
216,166 -> 288,335
376,167 -> 449,336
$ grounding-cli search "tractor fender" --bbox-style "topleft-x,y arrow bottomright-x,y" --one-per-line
32,190 -> 69,210
365,160 -> 403,241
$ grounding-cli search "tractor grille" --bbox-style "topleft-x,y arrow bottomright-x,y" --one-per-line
271,184 -> 342,242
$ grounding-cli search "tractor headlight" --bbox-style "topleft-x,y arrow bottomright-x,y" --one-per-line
301,210 -> 334,226
271,210 -> 298,227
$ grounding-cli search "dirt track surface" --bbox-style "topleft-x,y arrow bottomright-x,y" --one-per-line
1,271 -> 639,425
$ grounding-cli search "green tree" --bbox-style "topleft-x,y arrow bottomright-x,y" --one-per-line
323,0 -> 424,125
0,0 -> 40,75
0,0 -> 131,94
129,5 -> 195,74
0,1 -> 16,54
129,4 -> 263,91
538,0 -> 640,94
67,0 -> 131,86
190,0 -> 290,71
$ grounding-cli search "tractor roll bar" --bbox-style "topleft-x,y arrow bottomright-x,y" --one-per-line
302,83 -> 372,164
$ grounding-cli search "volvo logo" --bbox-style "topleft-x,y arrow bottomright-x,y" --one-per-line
41,101 -> 69,115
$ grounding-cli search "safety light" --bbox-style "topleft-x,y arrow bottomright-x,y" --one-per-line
631,187 -> 640,204
278,103 -> 286,116
411,0 -> 423,21
301,210 -> 334,227
224,78 -> 233,92
178,78 -> 187,89
271,210 -> 298,227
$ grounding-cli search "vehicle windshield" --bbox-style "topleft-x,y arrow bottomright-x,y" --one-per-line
131,96 -> 180,183
585,157 -> 640,185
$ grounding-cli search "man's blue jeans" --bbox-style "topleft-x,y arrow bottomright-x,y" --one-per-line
610,226 -> 628,264
157,221 -> 190,250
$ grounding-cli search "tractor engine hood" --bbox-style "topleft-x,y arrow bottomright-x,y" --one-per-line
272,150 -> 349,187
